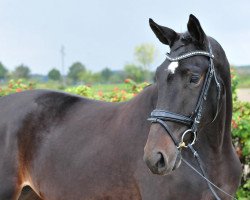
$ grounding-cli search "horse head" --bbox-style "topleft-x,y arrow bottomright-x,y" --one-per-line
143,14 -> 228,175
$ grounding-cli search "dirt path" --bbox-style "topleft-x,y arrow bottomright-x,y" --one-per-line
237,89 -> 250,102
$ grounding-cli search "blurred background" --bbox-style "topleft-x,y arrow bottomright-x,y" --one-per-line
0,1 -> 249,199
0,0 -> 249,94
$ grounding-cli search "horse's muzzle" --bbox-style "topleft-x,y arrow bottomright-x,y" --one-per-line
143,150 -> 180,175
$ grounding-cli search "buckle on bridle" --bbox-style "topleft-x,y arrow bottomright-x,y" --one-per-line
177,129 -> 197,149
177,141 -> 187,149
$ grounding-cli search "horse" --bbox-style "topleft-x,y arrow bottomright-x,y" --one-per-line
0,14 -> 241,200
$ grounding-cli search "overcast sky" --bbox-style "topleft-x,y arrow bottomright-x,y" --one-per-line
0,0 -> 249,75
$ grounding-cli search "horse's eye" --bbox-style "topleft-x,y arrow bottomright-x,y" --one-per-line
190,74 -> 200,84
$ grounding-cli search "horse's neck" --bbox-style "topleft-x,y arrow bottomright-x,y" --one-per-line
122,84 -> 157,130
201,82 -> 233,156
223,85 -> 234,147
116,84 -> 157,163
206,48 -> 234,154
197,83 -> 242,194
131,84 -> 158,110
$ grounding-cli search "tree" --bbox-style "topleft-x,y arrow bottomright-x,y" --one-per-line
13,64 -> 30,79
48,68 -> 61,81
79,70 -> 101,84
100,67 -> 113,82
124,63 -> 145,82
67,62 -> 86,83
0,62 -> 8,80
134,43 -> 156,70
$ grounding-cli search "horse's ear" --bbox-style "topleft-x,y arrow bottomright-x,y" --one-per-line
187,14 -> 206,45
149,18 -> 178,47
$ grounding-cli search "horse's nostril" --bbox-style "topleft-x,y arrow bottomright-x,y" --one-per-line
156,152 -> 165,168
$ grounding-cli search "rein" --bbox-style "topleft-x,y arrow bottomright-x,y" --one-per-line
148,43 -> 237,200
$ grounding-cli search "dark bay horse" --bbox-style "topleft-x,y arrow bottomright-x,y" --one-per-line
0,15 -> 241,200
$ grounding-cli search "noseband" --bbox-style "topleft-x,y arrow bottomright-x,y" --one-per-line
148,43 -> 221,149
147,43 -> 237,200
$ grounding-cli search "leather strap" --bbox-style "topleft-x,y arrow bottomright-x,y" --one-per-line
150,110 -> 193,126
148,118 -> 179,146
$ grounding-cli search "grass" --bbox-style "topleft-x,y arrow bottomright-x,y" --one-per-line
235,67 -> 250,88
237,75 -> 250,88
35,81 -> 64,90
33,82 -> 129,93
90,83 -> 127,93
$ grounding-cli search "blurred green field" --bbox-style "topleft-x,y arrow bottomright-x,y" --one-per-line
235,66 -> 250,88
34,82 -> 130,93
237,75 -> 250,88
91,83 -> 127,92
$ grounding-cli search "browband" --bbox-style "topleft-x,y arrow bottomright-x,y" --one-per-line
165,51 -> 214,62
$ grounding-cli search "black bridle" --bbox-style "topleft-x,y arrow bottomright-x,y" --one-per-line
148,43 -> 237,200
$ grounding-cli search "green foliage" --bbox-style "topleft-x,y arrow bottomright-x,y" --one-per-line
234,66 -> 250,88
230,68 -> 250,199
96,79 -> 148,102
236,179 -> 250,200
134,43 -> 156,70
231,68 -> 239,102
91,83 -> 127,93
238,75 -> 250,88
107,71 -> 126,84
232,101 -> 250,156
78,70 -> 101,84
13,64 -> 31,79
35,81 -> 63,90
66,85 -> 93,97
48,68 -> 61,81
65,79 -> 149,102
124,63 -> 146,82
0,79 -> 35,96
123,79 -> 149,93
0,62 -> 8,80
101,67 -> 113,82
67,62 -> 86,83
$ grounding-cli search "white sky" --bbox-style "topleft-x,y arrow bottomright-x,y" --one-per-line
0,0 -> 249,75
